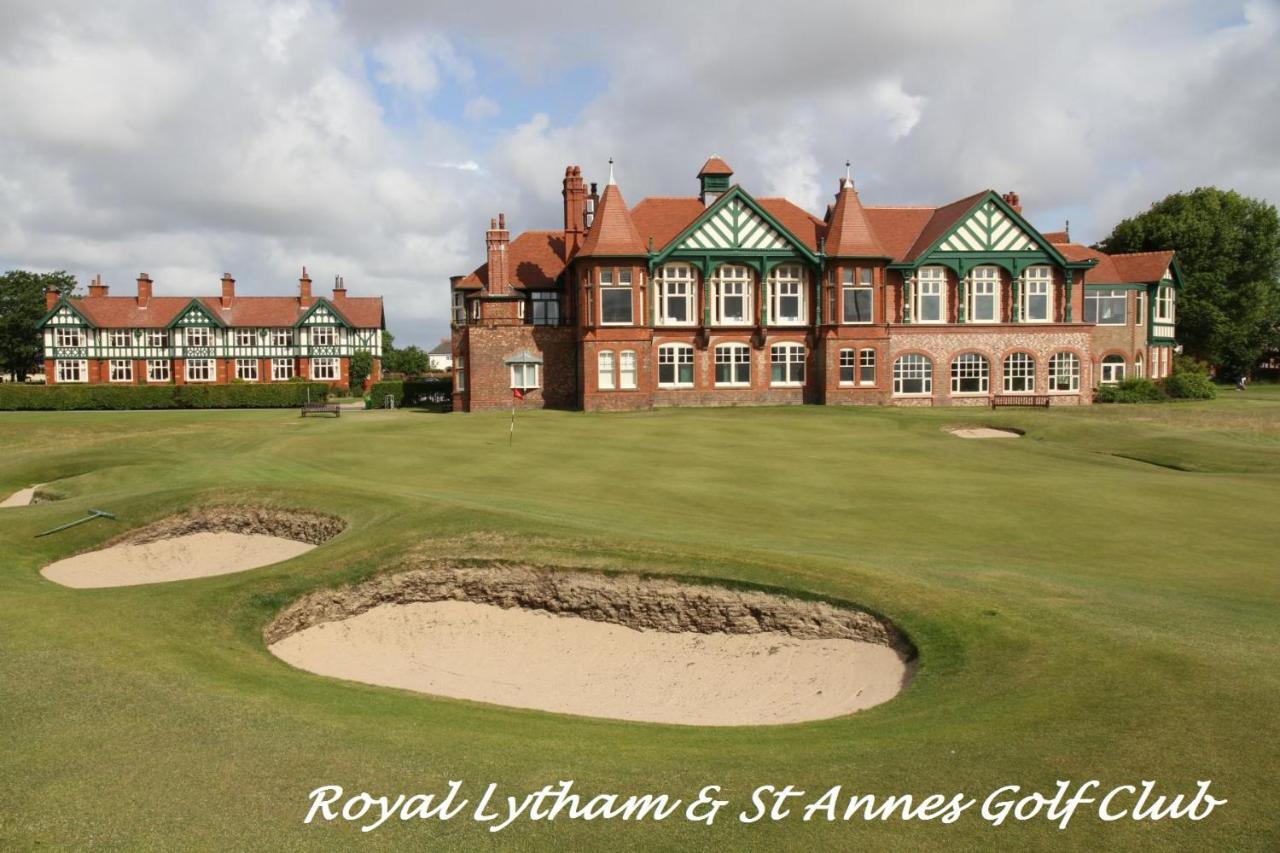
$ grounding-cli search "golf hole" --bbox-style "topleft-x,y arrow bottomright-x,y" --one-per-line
266,565 -> 915,726
946,427 -> 1023,439
41,507 -> 344,588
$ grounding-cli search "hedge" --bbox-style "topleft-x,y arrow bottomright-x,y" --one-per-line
1094,378 -> 1167,404
366,376 -> 452,410
0,382 -> 332,411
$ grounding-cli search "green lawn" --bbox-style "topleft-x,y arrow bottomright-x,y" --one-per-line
1,390 -> 1278,850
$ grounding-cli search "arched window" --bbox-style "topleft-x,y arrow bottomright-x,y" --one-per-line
967,266 -> 999,322
655,264 -> 695,326
712,265 -> 752,325
619,350 -> 637,389
1134,353 -> 1145,378
1101,354 -> 1126,385
838,348 -> 856,384
951,353 -> 990,394
1004,352 -> 1035,393
767,265 -> 806,325
893,354 -> 932,395
597,350 -> 615,390
1048,352 -> 1080,392
657,343 -> 694,388
1020,266 -> 1053,322
714,343 -> 751,386
913,266 -> 946,323
770,343 -> 805,385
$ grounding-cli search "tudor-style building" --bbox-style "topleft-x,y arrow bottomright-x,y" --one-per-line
38,270 -> 384,388
450,157 -> 1181,411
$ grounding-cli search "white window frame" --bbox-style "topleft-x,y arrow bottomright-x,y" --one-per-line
235,329 -> 256,347
841,267 -> 874,324
455,356 -> 466,392
509,362 -> 539,390
56,359 -> 88,383
147,329 -> 169,348
950,353 -> 990,395
1021,266 -> 1053,323
767,265 -> 806,326
271,328 -> 294,347
55,327 -> 85,348
1135,291 -> 1145,326
1155,285 -> 1175,323
452,291 -> 467,325
1100,355 -> 1126,385
967,266 -> 999,323
1085,288 -> 1128,325
838,348 -> 856,385
310,326 -> 338,347
599,268 -> 634,326
1003,352 -> 1036,393
655,264 -> 696,326
185,358 -> 215,383
913,266 -> 946,324
185,327 -> 211,347
272,358 -> 295,382
893,354 -> 932,396
859,349 -> 876,386
108,359 -> 133,383
310,357 -> 339,381
619,350 -> 637,390
657,344 -> 694,388
235,358 -> 259,382
108,329 -> 130,349
471,300 -> 481,322
597,350 -> 616,390
1134,353 -> 1145,378
712,265 -> 752,326
769,343 -> 805,387
146,359 -> 171,383
1048,352 -> 1080,392
714,343 -> 751,387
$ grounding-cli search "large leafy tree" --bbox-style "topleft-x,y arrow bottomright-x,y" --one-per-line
0,270 -> 79,381
1096,188 -> 1280,376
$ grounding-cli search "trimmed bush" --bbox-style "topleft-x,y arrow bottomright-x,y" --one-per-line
1094,377 -> 1167,404
367,379 -> 404,408
365,376 -> 452,410
1163,357 -> 1217,400
0,382 -> 331,411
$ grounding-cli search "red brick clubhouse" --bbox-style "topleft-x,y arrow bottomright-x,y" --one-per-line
451,157 -> 1181,411
38,270 -> 384,388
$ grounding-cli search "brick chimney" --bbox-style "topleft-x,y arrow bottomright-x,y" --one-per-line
88,274 -> 108,298
299,266 -> 312,307
1001,191 -> 1022,215
220,273 -> 235,308
45,286 -> 61,311
485,213 -> 511,293
332,274 -> 346,301
562,166 -> 585,259
136,273 -> 153,307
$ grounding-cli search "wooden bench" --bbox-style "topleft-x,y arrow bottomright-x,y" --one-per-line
991,395 -> 1050,409
300,402 -> 341,417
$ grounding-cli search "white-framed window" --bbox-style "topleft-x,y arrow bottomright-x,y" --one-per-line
509,362 -> 539,390
272,358 -> 294,381
1135,291 -> 1146,326
712,265 -> 752,325
1048,352 -> 1080,392
839,348 -> 856,385
108,359 -> 132,383
967,266 -> 999,322
770,343 -> 805,386
1003,352 -> 1035,393
56,360 -> 87,383
185,358 -> 215,382
146,359 -> 170,383
1134,353 -> 1145,378
1155,285 -> 1175,323
1100,355 -> 1126,385
1021,266 -> 1053,322
452,291 -> 467,325
893,354 -> 932,395
1084,288 -> 1127,324
599,268 -> 634,325
859,349 -> 876,385
715,343 -> 751,386
657,343 -> 694,388
913,266 -> 946,323
271,328 -> 293,347
516,299 -> 525,321
108,329 -> 130,348
147,329 -> 169,347
54,327 -> 84,348
619,350 -> 637,389
310,326 -> 337,346
655,264 -> 695,326
471,300 -> 481,322
185,327 -> 211,347
951,353 -> 990,394
235,358 -> 258,381
234,329 -> 255,347
842,267 -> 873,324
310,357 -> 339,381
597,350 -> 616,390
530,292 -> 560,326
455,356 -> 466,392
767,265 -> 806,325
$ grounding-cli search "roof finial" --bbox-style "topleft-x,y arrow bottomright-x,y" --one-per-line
607,157 -> 616,186
843,161 -> 853,190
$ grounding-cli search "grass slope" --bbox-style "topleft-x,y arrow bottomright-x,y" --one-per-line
1,389 -> 1278,850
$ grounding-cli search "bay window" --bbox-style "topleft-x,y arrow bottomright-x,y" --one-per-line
712,265 -> 751,325
1021,266 -> 1052,322
599,269 -> 634,325
842,267 -> 873,323
913,267 -> 945,323
655,264 -> 695,326
1155,285 -> 1175,323
715,343 -> 750,386
657,344 -> 694,388
967,266 -> 999,322
767,265 -> 805,325
453,291 -> 467,325
770,343 -> 805,386
1084,288 -> 1127,324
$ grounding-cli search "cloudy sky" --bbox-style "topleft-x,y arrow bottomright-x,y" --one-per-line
1,0 -> 1276,346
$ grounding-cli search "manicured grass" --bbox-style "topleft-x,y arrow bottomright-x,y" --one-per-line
1,391 -> 1278,850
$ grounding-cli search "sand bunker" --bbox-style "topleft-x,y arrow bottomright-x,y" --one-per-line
267,565 -> 913,726
948,427 -> 1021,439
41,507 -> 344,589
1,484 -> 43,507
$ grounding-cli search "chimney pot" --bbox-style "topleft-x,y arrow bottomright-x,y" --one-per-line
299,267 -> 313,307
88,274 -> 109,298
333,274 -> 347,300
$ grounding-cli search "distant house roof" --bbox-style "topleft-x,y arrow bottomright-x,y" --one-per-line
428,340 -> 452,355
50,294 -> 383,329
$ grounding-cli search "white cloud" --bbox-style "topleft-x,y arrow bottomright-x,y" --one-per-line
463,95 -> 500,121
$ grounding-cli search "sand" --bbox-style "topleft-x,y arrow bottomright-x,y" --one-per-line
269,600 -> 910,726
949,427 -> 1021,439
0,485 -> 41,507
41,531 -> 315,588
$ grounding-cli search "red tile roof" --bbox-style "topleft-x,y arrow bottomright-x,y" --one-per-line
66,294 -> 383,328
900,190 -> 991,261
1042,231 -> 1070,244
697,156 -> 734,176
631,197 -> 705,251
1054,243 -> 1173,284
823,184 -> 888,257
459,231 -> 567,290
577,184 -> 647,257
861,207 -> 937,262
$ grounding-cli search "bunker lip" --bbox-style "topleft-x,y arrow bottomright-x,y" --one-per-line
266,564 -> 914,726
946,426 -> 1024,439
1,483 -> 49,508
40,506 -> 345,589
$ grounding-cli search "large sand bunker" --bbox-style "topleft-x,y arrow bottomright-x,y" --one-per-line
1,484 -> 44,507
267,565 -> 914,726
41,507 -> 344,588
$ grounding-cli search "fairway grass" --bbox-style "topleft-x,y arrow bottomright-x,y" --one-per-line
2,389 -> 1279,849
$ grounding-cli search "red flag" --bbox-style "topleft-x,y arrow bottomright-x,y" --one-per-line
512,388 -> 524,401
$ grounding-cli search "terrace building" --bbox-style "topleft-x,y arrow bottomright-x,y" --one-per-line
38,270 -> 384,388
450,157 -> 1181,411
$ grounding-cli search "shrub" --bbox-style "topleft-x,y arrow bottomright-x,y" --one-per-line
1163,357 -> 1217,399
1094,377 -> 1167,404
0,382 -> 331,411
367,379 -> 404,408
349,350 -> 374,392
364,376 -> 452,410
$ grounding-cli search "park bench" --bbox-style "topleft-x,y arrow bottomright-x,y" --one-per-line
991,395 -> 1050,409
300,402 -> 341,417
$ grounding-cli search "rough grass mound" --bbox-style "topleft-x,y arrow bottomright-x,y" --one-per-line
117,506 -> 345,548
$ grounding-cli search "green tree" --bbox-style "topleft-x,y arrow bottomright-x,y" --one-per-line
1096,188 -> 1280,377
349,350 -> 373,392
0,270 -> 79,381
393,345 -> 430,375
